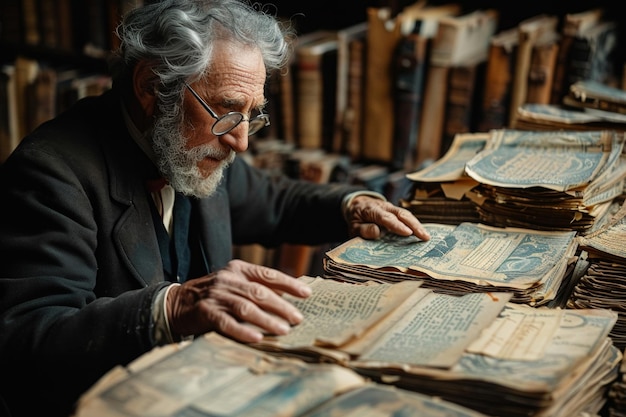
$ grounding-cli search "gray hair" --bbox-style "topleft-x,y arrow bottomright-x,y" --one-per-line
109,0 -> 294,92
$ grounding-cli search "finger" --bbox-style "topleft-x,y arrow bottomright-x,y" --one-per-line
205,274 -> 305,325
388,207 -> 431,240
198,288 -> 297,341
229,260 -> 312,298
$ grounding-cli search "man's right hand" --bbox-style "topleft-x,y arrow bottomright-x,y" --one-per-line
166,259 -> 312,343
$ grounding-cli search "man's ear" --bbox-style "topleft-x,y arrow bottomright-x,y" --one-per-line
133,60 -> 158,117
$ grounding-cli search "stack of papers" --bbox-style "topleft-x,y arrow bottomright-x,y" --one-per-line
568,200 -> 626,350
464,129 -> 626,233
323,223 -> 578,306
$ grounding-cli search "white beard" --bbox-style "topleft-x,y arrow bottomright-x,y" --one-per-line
151,109 -> 235,198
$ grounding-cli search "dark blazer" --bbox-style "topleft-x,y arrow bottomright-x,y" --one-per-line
0,89 -> 364,417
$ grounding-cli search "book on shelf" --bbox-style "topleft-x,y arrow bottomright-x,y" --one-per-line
550,8 -> 604,105
508,14 -> 559,126
21,0 -> 40,46
427,8 -> 498,67
0,64 -> 19,163
390,31 -> 429,171
331,21 -> 368,157
415,8 -> 496,169
342,34 -> 367,161
361,6 -> 404,165
25,66 -> 57,134
294,33 -> 339,151
73,331 -> 491,417
13,56 -> 40,140
477,26 -> 518,131
440,56 -> 486,156
362,2 -> 460,166
524,28 -> 560,105
560,20 -> 620,98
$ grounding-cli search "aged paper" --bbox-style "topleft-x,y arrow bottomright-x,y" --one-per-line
278,277 -> 424,347
325,223 -> 578,290
466,304 -> 562,360
74,333 -> 366,417
464,129 -> 623,196
358,291 -> 511,367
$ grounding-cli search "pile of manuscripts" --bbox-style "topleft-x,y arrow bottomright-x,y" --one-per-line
73,331 -> 490,417
512,102 -> 626,132
401,132 -> 487,225
323,223 -> 578,306
567,200 -> 626,351
564,79 -> 626,117
463,129 -> 626,233
251,276 -> 621,417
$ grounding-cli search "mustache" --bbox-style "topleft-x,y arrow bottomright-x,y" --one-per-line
186,143 -> 235,163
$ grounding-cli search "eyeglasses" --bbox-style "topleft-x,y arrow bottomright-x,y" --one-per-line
184,83 -> 270,136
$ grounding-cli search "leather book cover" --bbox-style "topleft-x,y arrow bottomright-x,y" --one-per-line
508,14 -> 558,126
477,27 -> 518,131
362,7 -> 403,164
343,36 -> 367,161
428,9 -> 498,67
525,30 -> 560,104
441,57 -> 485,157
295,34 -> 339,151
550,8 -> 603,105
332,21 -> 368,156
391,32 -> 429,171
415,64 -> 449,169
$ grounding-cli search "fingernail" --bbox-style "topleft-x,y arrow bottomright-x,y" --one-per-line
278,322 -> 291,334
292,310 -> 303,322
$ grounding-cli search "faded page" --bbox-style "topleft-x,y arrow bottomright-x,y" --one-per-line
357,291 -> 512,368
464,129 -> 614,191
578,200 -> 626,259
74,333 -> 366,417
406,132 -> 488,182
466,303 -> 563,360
273,277 -> 423,348
300,384 -> 490,417
449,307 -> 618,392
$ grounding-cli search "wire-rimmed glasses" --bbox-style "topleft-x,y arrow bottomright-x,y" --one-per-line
184,83 -> 270,136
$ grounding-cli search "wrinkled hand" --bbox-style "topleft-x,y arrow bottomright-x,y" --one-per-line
346,196 -> 431,241
166,259 -> 312,343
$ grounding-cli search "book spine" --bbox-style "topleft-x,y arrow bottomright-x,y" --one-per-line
391,33 -> 428,171
344,37 -> 366,160
442,61 -> 483,156
415,65 -> 449,169
362,7 -> 402,164
478,42 -> 516,131
296,51 -> 325,149
526,41 -> 559,104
